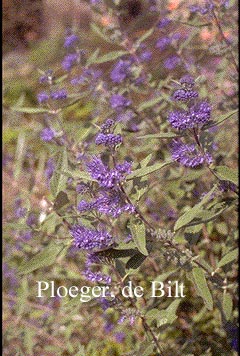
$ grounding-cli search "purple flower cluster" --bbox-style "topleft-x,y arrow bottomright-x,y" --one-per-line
78,189 -> 135,217
86,156 -> 131,188
64,33 -> 79,48
26,213 -> 38,227
15,208 -> 27,220
189,1 -> 214,15
168,101 -> 211,129
45,158 -> 55,183
78,134 -> 134,216
3,263 -> 18,289
110,59 -> 132,83
19,230 -> 33,241
135,43 -> 153,63
104,321 -> 114,333
157,17 -> 171,28
37,92 -> 49,104
14,198 -> 27,219
118,308 -> 140,325
71,224 -> 113,251
40,128 -> 56,142
220,0 -> 230,8
180,75 -> 195,87
110,94 -> 131,110
218,180 -> 237,193
37,89 -> 68,104
76,182 -> 90,194
90,0 -> 101,5
139,50 -> 152,62
169,75 -> 211,130
39,70 -> 54,84
164,55 -> 181,70
95,118 -> 122,147
170,140 -> 213,168
100,119 -> 114,133
99,295 -> 120,311
117,110 -> 135,123
114,332 -> 126,343
156,36 -> 172,50
84,269 -> 111,284
71,68 -> 102,86
62,53 -> 80,71
86,253 -> 104,265
51,89 -> 68,100
82,249 -> 112,284
95,133 -> 122,147
172,89 -> 198,101
172,75 -> 198,101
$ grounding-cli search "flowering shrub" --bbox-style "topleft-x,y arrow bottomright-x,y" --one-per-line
3,0 -> 238,355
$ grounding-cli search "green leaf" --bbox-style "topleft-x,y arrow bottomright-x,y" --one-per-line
18,241 -> 65,275
137,132 -> 180,139
131,185 -> 148,202
136,28 -> 154,45
126,251 -> 147,269
138,95 -> 162,112
14,132 -> 26,180
103,0 -> 119,9
174,186 -> 216,231
11,107 -> 49,114
24,327 -> 34,356
222,293 -> 233,321
75,345 -> 86,356
153,269 -> 178,284
179,28 -> 198,52
183,200 -> 234,228
213,165 -> 238,186
184,224 -> 203,245
128,153 -> 152,185
148,299 -> 181,327
204,109 -> 238,129
115,259 -> 126,278
145,308 -> 160,322
86,48 -> 100,66
13,93 -> 26,108
192,268 -> 213,310
93,248 -> 136,259
50,148 -> 68,198
90,23 -> 112,43
40,212 -> 62,234
129,218 -> 148,256
53,191 -> 69,211
54,74 -> 68,84
60,96 -> 87,109
175,20 -> 211,28
216,222 -> 228,235
162,299 -> 181,324
61,170 -> 95,182
127,160 -> 172,180
94,50 -> 128,64
127,12 -> 159,33
16,277 -> 28,316
5,222 -> 30,231
180,170 -> 204,182
141,344 -> 154,356
193,258 -> 213,274
139,153 -> 153,167
217,248 -> 238,268
3,128 -> 20,143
